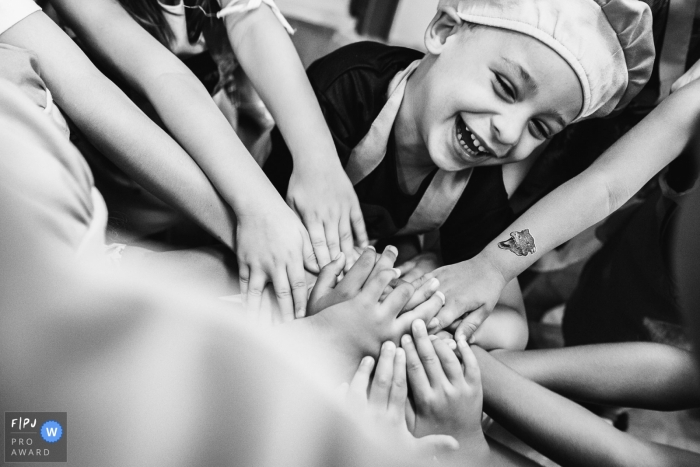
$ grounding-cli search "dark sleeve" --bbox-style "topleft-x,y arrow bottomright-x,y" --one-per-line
439,167 -> 515,265
263,42 -> 423,196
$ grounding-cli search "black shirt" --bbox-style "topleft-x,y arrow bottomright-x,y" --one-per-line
264,41 -> 514,265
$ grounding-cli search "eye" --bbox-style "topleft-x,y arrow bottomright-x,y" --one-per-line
528,120 -> 550,140
494,74 -> 515,101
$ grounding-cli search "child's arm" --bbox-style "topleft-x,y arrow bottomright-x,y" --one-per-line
0,11 -> 235,248
473,346 -> 700,467
221,1 -> 368,269
490,343 -> 700,411
425,78 -> 700,341
49,0 -> 318,320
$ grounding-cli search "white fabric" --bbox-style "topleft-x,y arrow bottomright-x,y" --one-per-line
0,0 -> 40,36
159,0 -> 208,57
347,61 -> 473,235
217,0 -> 295,34
439,0 -> 654,121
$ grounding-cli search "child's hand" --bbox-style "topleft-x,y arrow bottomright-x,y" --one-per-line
287,163 -> 368,271
308,246 -> 444,317
235,201 -> 318,322
397,252 -> 441,283
415,254 -> 508,342
340,342 -> 459,459
402,319 -> 484,444
309,246 -> 444,360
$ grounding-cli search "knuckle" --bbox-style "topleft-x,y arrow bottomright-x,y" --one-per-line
248,288 -> 263,297
291,281 -> 307,290
312,239 -> 327,248
407,360 -> 423,373
374,375 -> 392,388
339,230 -> 353,242
419,353 -> 438,366
275,289 -> 292,299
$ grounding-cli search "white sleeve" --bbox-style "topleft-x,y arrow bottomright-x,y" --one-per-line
0,0 -> 41,36
216,0 -> 294,34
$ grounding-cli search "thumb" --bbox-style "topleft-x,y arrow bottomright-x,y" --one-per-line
397,259 -> 416,275
455,307 -> 488,342
301,229 -> 320,273
415,434 -> 459,457
313,253 -> 346,296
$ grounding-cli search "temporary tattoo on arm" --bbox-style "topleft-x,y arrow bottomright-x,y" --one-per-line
498,229 -> 536,257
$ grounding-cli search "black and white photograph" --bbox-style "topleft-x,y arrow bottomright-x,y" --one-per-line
1,0 -> 699,465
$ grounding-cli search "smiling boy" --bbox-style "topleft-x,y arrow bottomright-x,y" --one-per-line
263,0 -> 654,348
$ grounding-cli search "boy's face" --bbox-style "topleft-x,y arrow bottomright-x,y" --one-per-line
412,24 -> 583,171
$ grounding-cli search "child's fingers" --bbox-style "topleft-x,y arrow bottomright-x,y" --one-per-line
433,338 -> 464,385
379,280 -> 414,317
387,347 -> 408,423
310,252 -> 345,299
362,268 -> 402,303
323,220 -> 343,268
403,277 -> 440,311
245,269 -> 267,318
412,319 -> 449,387
366,245 -> 399,283
401,334 -> 431,398
307,223 -> 331,269
457,339 -> 481,386
271,269 -> 295,323
349,356 -> 375,401
350,204 -> 369,249
397,259 -> 417,276
335,247 -> 377,296
287,262 -> 309,320
338,215 -> 356,270
238,262 -> 250,303
454,307 -> 488,343
398,292 -> 444,330
369,341 -> 396,409
410,273 -> 434,290
301,228 -> 321,274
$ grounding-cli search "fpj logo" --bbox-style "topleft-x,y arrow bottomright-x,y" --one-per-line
4,412 -> 67,463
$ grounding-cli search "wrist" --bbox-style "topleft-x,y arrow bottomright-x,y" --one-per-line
474,248 -> 511,286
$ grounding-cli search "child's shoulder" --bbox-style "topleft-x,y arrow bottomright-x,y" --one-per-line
307,41 -> 424,95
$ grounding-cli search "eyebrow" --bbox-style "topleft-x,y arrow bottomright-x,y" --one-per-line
501,58 -> 568,128
501,58 -> 538,94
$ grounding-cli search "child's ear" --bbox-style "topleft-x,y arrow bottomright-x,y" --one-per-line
424,7 -> 463,55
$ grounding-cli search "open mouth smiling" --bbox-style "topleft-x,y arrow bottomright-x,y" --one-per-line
455,115 -> 493,160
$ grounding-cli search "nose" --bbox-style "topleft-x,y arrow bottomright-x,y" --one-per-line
490,112 -> 526,156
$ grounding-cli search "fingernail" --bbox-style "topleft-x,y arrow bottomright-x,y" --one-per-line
366,245 -> 376,252
296,308 -> 306,319
412,319 -> 427,335
385,245 -> 398,256
391,268 -> 402,278
428,277 -> 440,291
382,340 -> 396,352
362,356 -> 374,366
401,334 -> 411,345
457,337 -> 467,348
428,335 -> 438,341
448,339 -> 457,350
468,335 -> 475,344
428,317 -> 440,330
434,291 -> 446,306
334,252 -> 344,261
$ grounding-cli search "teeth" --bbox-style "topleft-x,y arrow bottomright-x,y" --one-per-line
478,145 -> 485,152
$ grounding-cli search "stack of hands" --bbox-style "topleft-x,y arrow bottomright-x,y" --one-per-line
283,245 -> 492,464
